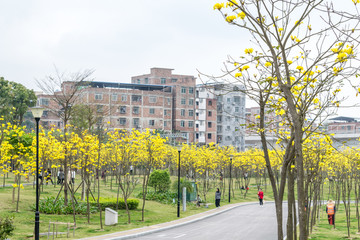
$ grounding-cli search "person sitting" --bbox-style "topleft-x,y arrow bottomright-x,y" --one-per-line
196,194 -> 202,207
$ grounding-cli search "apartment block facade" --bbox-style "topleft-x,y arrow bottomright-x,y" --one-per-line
196,83 -> 246,151
37,68 -> 247,149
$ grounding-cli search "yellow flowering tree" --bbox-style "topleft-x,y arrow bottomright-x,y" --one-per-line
212,1 -> 360,239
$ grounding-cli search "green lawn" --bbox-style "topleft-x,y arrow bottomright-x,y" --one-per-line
309,204 -> 360,240
0,173 -> 267,240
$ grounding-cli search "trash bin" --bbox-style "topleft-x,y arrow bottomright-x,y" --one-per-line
105,208 -> 118,225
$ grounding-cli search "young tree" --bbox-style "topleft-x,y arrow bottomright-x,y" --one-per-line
212,1 -> 360,239
37,68 -> 94,205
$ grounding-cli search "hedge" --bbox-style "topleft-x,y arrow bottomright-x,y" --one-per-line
89,198 -> 139,210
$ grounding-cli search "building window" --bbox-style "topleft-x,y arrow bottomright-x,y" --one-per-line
196,123 -> 199,128
144,78 -> 149,84
171,78 -> 177,83
217,116 -> 222,122
181,98 -> 186,105
226,126 -> 231,131
164,121 -> 167,127
119,106 -> 126,114
234,96 -> 241,103
111,94 -> 118,101
188,121 -> 194,127
149,96 -> 157,103
217,126 -> 222,132
149,108 -> 155,114
195,90 -> 199,98
133,118 -> 140,127
132,95 -> 142,102
181,87 -> 186,94
149,120 -> 155,126
180,120 -> 185,127
226,116 -> 231,121
196,101 -> 199,106
227,98 -> 231,103
161,78 -> 166,84
189,99 -> 194,105
119,118 -> 126,125
208,111 -> 212,117
121,95 -> 127,102
196,133 -> 199,139
208,100 -> 212,106
189,87 -> 194,94
225,136 -> 232,141
196,112 -> 199,117
137,79 -> 141,84
95,93 -> 103,100
235,107 -> 239,112
188,110 -> 194,116
164,109 -> 168,116
40,98 -> 49,106
207,133 -> 212,139
181,109 -> 185,116
167,98 -> 171,105
208,122 -> 212,128
133,106 -> 139,114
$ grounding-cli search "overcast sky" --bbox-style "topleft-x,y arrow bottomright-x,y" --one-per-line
0,0 -> 245,87
0,0 -> 358,118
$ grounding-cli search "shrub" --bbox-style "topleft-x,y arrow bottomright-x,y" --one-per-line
32,197 -> 97,215
136,190 -> 177,204
0,216 -> 15,240
171,178 -> 194,193
89,198 -> 139,211
148,169 -> 171,192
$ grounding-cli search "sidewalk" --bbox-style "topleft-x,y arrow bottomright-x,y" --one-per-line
78,202 -> 257,240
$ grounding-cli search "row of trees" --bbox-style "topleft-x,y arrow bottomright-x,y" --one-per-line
3,117 -> 360,237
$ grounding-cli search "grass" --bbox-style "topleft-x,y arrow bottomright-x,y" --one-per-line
309,204 -> 360,239
0,173 -> 269,240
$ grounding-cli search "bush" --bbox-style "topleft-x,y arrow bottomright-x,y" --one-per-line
0,216 -> 15,240
32,197 -> 97,215
89,198 -> 139,211
148,169 -> 171,192
171,178 -> 194,193
136,190 -> 177,204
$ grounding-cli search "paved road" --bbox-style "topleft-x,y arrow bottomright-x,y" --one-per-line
125,202 -> 289,240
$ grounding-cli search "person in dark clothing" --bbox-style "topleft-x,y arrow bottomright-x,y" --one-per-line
215,188 -> 221,207
57,169 -> 64,184
258,188 -> 264,206
45,169 -> 53,185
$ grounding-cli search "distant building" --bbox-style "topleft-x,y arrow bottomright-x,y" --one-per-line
325,116 -> 360,148
196,83 -> 246,151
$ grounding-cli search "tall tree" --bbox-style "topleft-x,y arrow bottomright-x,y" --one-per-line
211,1 -> 360,239
0,77 -> 36,125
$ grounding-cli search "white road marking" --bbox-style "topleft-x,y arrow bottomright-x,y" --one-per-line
157,234 -> 166,237
173,234 -> 186,238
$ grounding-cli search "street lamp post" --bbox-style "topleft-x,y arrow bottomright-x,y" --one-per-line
229,155 -> 233,203
177,145 -> 182,218
31,106 -> 44,240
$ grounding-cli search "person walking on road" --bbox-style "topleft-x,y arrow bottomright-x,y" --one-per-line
215,188 -> 221,207
326,199 -> 336,226
258,188 -> 264,206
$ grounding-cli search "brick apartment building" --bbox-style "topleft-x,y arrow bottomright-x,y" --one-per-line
37,67 -> 246,148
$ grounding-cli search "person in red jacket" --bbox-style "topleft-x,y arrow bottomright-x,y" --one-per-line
258,188 -> 264,206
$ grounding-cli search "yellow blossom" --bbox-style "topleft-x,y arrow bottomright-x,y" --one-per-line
213,3 -> 224,10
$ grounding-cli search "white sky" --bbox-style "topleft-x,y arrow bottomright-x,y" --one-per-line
0,0 -> 359,118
